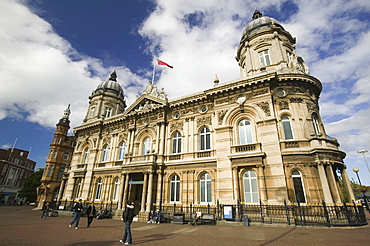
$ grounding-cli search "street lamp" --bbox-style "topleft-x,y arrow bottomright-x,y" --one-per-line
352,167 -> 369,211
357,150 -> 370,175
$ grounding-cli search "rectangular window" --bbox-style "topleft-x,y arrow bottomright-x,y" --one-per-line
90,107 -> 95,118
57,167 -> 65,178
259,50 -> 271,66
283,121 -> 294,140
47,165 -> 54,176
63,153 -> 69,161
105,107 -> 112,118
293,177 -> 306,203
51,151 -> 57,159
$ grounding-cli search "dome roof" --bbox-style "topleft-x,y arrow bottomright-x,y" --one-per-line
242,10 -> 284,39
93,71 -> 124,98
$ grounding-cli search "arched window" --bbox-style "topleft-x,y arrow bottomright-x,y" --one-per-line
143,137 -> 152,155
282,115 -> 294,140
102,145 -> 109,162
74,179 -> 82,200
200,173 -> 212,203
172,132 -> 182,154
292,170 -> 306,203
242,170 -> 259,203
83,148 -> 89,164
118,142 -> 127,160
170,174 -> 180,203
95,178 -> 103,200
312,114 -> 320,138
239,119 -> 253,145
200,127 -> 211,151
112,177 -> 120,201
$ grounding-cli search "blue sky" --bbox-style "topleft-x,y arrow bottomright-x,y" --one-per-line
1,0 -> 370,185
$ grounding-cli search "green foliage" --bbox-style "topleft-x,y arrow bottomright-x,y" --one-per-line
18,169 -> 43,202
352,182 -> 369,198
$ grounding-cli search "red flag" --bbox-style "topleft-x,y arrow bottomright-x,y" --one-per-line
157,59 -> 173,69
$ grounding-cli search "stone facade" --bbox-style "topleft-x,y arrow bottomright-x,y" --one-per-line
55,11 -> 354,215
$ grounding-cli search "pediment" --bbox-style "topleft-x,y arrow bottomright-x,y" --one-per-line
125,94 -> 166,115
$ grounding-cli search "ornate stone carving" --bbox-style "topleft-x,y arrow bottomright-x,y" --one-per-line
306,101 -> 318,112
290,97 -> 303,103
197,115 -> 212,127
170,121 -> 184,132
279,100 -> 289,110
217,110 -> 227,125
257,101 -> 271,116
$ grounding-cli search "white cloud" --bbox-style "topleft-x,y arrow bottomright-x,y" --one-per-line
0,0 -> 146,129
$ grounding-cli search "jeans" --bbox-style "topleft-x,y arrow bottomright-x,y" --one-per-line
87,216 -> 94,227
122,221 -> 132,244
41,210 -> 48,219
70,212 -> 82,228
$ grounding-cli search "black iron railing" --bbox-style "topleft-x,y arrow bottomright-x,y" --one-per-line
49,199 -> 367,227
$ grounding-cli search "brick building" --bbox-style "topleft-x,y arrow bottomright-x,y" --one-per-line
0,147 -> 36,205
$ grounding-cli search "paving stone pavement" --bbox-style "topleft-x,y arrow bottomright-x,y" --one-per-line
0,206 -> 369,246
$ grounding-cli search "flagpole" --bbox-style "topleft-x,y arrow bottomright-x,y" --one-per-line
152,59 -> 156,83
8,138 -> 17,161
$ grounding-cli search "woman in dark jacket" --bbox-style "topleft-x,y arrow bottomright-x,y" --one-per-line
86,202 -> 97,228
120,201 -> 135,245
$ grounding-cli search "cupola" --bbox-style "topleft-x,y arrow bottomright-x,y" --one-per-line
236,10 -> 309,78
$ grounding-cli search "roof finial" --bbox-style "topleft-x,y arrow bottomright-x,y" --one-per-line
63,104 -> 71,119
109,71 -> 117,81
214,74 -> 219,86
252,9 -> 262,20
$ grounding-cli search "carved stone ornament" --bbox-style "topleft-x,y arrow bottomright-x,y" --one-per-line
256,101 -> 271,116
217,110 -> 227,125
306,101 -> 318,112
197,116 -> 212,127
170,121 -> 184,132
279,100 -> 289,110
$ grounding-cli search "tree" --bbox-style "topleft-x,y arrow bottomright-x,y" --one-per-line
18,169 -> 43,202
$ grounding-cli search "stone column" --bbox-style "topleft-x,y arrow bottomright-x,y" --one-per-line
326,164 -> 341,204
258,165 -> 268,202
122,173 -> 130,207
232,167 -> 240,202
155,170 -> 163,208
341,166 -> 355,202
159,122 -> 166,156
317,163 -> 334,203
57,179 -> 66,202
146,172 -> 154,211
141,172 -> 148,212
117,173 -> 126,209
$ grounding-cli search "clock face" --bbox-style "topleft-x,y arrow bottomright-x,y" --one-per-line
276,88 -> 286,97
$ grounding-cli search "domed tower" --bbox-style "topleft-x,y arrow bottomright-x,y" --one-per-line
84,71 -> 126,123
236,10 -> 309,78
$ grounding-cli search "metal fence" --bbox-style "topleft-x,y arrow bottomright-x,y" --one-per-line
49,199 -> 367,227
155,200 -> 367,227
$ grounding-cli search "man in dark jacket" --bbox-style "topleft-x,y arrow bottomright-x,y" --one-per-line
69,199 -> 83,229
86,202 -> 97,228
120,201 -> 135,245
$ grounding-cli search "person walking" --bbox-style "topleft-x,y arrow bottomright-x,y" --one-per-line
86,202 -> 97,228
120,201 -> 135,245
40,202 -> 49,219
69,199 -> 83,229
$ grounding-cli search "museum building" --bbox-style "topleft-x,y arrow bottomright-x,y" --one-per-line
41,11 -> 355,215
